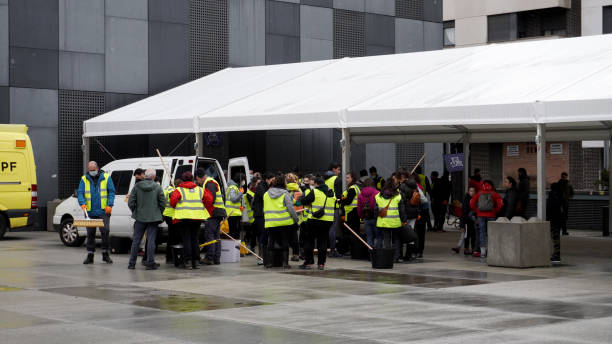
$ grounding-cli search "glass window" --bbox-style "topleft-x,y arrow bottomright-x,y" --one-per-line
604,6 -> 612,34
443,27 -> 455,46
110,170 -> 133,195
197,159 -> 225,196
174,165 -> 193,182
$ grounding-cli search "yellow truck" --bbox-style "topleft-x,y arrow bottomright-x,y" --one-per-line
0,124 -> 38,238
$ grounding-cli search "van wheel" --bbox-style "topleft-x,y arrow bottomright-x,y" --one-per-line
0,216 -> 7,239
59,218 -> 85,247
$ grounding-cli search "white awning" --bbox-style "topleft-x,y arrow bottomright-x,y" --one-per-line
84,34 -> 612,141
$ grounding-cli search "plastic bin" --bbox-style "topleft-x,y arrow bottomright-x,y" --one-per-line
371,248 -> 394,269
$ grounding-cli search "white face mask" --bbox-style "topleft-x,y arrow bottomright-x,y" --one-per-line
88,170 -> 98,177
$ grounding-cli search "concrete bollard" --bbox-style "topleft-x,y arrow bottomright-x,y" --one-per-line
487,217 -> 551,268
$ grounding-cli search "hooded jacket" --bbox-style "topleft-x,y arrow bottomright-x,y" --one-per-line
170,181 -> 206,221
266,187 -> 299,224
357,186 -> 379,219
470,182 -> 503,218
128,179 -> 165,223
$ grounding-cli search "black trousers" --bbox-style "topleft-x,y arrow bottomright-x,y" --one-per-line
228,216 -> 241,240
561,201 -> 569,234
86,214 -> 110,253
289,224 -> 300,255
381,227 -> 401,260
551,220 -> 561,259
415,216 -> 426,254
243,222 -> 256,249
432,201 -> 446,231
268,227 -> 291,251
164,217 -> 181,262
178,219 -> 201,263
463,220 -> 476,251
304,219 -> 331,266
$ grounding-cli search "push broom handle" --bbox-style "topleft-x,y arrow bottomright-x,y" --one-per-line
411,153 -> 426,175
221,231 -> 263,261
155,148 -> 174,187
343,222 -> 373,251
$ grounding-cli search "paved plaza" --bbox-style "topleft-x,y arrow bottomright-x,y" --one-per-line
0,230 -> 611,343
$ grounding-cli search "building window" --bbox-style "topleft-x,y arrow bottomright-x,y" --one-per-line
488,13 -> 518,42
443,21 -> 455,47
550,143 -> 563,155
506,145 -> 519,157
604,6 -> 612,34
526,143 -> 537,154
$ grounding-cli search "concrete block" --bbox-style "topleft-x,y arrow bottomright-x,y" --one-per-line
148,21 -> 189,94
59,0 -> 104,53
300,37 -> 332,61
0,4 -> 8,86
9,47 -> 59,89
105,16 -> 148,94
301,0 -> 332,7
0,86 -> 8,123
366,13 -> 395,47
229,0 -> 266,67
59,51 -> 105,92
265,34 -> 300,64
9,0 -> 59,50
105,0 -> 148,20
488,218 -> 552,268
366,44 -> 394,56
333,0 -> 365,12
266,0 -> 300,36
423,21 -> 443,51
365,0 -> 394,16
10,87 -> 58,127
148,0 -> 189,24
301,5 -> 333,40
423,0 -> 442,23
395,18 -> 424,53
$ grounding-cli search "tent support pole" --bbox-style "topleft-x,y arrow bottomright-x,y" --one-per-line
82,132 -> 90,173
536,123 -> 546,220
195,133 -> 203,156
463,134 -> 470,194
341,128 -> 350,191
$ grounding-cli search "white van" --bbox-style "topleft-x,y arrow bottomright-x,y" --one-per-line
53,155 -> 248,247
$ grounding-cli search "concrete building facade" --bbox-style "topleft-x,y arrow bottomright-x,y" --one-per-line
0,0 -> 443,228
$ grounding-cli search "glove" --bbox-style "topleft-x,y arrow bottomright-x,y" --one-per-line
105,206 -> 112,215
80,204 -> 87,211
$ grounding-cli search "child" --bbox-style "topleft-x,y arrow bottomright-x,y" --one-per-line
452,186 -> 477,255
469,180 -> 503,258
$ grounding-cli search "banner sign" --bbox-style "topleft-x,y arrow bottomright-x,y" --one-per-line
444,153 -> 464,172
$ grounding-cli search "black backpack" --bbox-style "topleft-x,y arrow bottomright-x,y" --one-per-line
362,198 -> 376,219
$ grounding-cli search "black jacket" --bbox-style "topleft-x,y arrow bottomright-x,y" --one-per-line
338,185 -> 358,213
459,193 -> 474,227
547,184 -> 565,225
500,188 -> 518,219
398,180 -> 419,220
518,176 -> 530,211
253,181 -> 269,218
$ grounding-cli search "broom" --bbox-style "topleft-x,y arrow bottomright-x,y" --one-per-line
73,209 -> 105,228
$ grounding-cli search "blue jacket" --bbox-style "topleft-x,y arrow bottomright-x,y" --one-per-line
77,171 -> 116,217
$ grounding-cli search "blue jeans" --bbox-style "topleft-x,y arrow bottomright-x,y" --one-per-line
478,217 -> 496,248
129,221 -> 158,266
205,217 -> 222,262
364,219 -> 380,249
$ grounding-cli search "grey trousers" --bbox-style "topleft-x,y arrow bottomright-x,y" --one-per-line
129,221 -> 158,265
205,217 -> 222,262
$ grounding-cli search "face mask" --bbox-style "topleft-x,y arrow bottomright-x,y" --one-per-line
240,180 -> 246,187
88,170 -> 98,177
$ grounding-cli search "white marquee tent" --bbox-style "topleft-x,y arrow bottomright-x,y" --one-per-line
84,34 -> 612,221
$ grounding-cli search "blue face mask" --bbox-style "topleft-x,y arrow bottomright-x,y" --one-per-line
88,170 -> 98,177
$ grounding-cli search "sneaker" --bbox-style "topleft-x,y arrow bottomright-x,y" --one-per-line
299,264 -> 312,270
451,247 -> 460,254
83,253 -> 94,265
200,258 -> 213,265
472,251 -> 481,257
137,249 -> 144,257
317,264 -> 325,270
146,263 -> 160,270
127,264 -> 135,270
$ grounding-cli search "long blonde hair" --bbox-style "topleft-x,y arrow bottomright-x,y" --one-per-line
285,173 -> 298,184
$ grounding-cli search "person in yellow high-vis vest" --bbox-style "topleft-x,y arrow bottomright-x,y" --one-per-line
298,176 -> 335,270
263,174 -> 298,268
324,163 -> 342,258
77,161 -> 116,265
163,178 -> 182,265
226,174 -> 244,243
244,177 -> 259,252
170,171 -> 209,269
375,179 -> 408,263
197,168 -> 226,265
285,173 -> 303,262
338,171 -> 361,255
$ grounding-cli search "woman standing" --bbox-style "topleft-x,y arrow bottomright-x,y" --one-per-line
170,172 -> 209,269
358,178 -> 380,249
500,176 -> 519,220
375,179 -> 408,262
339,171 -> 361,249
470,180 -> 503,258
299,176 -> 335,270
263,173 -> 299,268
285,173 -> 303,262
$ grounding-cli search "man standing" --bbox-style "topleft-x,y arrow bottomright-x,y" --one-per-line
200,168 -> 227,265
163,178 -> 182,264
254,173 -> 273,265
127,169 -> 166,270
558,172 -> 574,235
325,163 -> 342,257
78,161 -> 115,265
369,166 -> 384,191
517,168 -> 530,219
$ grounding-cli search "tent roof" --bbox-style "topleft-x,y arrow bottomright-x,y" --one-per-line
85,34 -> 612,142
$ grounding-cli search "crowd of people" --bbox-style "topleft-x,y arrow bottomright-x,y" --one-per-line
76,160 -> 574,270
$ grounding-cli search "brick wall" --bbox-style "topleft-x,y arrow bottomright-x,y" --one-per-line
502,141 -> 569,190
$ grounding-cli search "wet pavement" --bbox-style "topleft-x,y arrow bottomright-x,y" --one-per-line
0,231 -> 611,343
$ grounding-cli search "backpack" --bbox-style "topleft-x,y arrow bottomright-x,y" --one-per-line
477,193 -> 494,212
410,190 -> 420,207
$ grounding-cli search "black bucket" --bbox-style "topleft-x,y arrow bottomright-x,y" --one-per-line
371,248 -> 395,269
172,245 -> 184,267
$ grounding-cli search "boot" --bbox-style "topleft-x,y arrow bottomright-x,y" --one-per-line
102,252 -> 113,264
191,260 -> 200,270
283,251 -> 291,269
83,253 -> 94,264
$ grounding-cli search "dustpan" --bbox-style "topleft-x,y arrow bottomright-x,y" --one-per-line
72,209 -> 104,228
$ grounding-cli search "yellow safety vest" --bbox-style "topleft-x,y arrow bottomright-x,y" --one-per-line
342,184 -> 361,214
173,186 -> 209,220
263,191 -> 294,228
225,184 -> 243,217
325,175 -> 337,198
375,193 -> 402,228
81,175 -> 108,211
205,177 -> 225,211
246,189 -> 255,224
308,188 -> 335,222
162,185 -> 175,218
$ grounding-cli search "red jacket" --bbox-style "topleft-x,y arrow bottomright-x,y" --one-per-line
470,182 -> 503,218
468,178 -> 483,192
